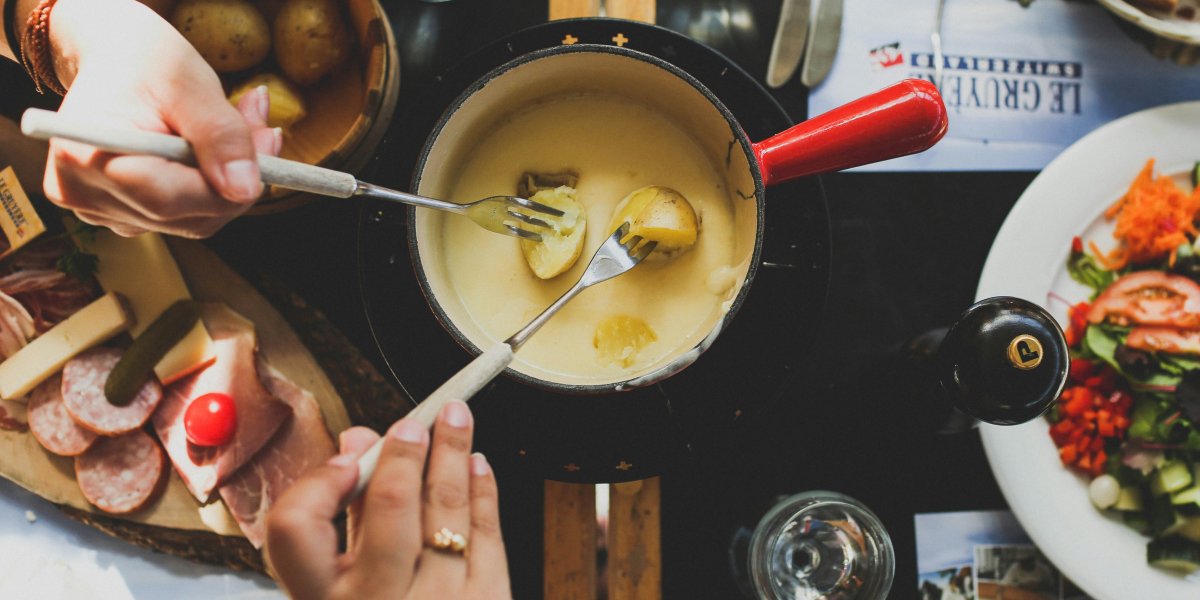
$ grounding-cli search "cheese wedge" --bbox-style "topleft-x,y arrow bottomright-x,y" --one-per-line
0,293 -> 130,400
80,230 -> 215,384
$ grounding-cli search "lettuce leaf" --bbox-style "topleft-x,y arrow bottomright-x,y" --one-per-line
1068,251 -> 1117,299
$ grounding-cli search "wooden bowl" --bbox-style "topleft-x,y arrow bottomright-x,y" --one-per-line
218,0 -> 401,214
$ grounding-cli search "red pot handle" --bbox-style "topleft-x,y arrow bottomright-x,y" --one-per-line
752,79 -> 948,186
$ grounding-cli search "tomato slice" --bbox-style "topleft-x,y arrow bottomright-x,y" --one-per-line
1086,271 -> 1200,328
1126,326 -> 1200,355
184,392 -> 238,447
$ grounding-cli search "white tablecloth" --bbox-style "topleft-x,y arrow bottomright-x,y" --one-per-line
0,478 -> 281,599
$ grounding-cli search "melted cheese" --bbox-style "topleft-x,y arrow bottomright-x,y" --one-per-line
439,94 -> 737,383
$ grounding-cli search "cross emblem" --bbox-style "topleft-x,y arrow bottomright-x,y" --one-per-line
562,34 -> 578,45
564,463 -> 581,472
612,33 -> 629,47
616,461 -> 632,471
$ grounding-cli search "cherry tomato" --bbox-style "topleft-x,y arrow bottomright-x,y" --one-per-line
184,393 -> 237,447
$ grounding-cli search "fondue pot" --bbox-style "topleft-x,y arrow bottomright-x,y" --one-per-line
360,18 -> 931,481
407,44 -> 947,394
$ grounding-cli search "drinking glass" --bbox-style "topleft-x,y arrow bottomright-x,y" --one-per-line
730,491 -> 895,600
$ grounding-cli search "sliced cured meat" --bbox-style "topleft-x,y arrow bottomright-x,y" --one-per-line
219,361 -> 335,548
0,405 -> 27,432
75,429 -> 164,514
28,374 -> 97,456
61,347 -> 162,435
1126,326 -> 1200,355
0,290 -> 34,360
153,304 -> 292,502
1087,271 -> 1200,328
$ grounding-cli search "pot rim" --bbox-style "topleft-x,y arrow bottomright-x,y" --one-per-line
407,43 -> 767,395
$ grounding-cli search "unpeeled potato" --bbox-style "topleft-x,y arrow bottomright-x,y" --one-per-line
608,185 -> 699,260
273,0 -> 352,85
520,186 -> 587,279
228,73 -> 307,127
172,0 -> 271,73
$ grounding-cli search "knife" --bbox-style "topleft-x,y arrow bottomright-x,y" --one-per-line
800,0 -> 843,88
766,0 -> 810,89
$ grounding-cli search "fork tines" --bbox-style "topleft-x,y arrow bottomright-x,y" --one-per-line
626,236 -> 656,262
509,196 -> 565,217
506,209 -> 553,231
505,224 -> 543,241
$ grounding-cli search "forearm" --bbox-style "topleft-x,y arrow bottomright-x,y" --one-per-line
1,0 -> 42,62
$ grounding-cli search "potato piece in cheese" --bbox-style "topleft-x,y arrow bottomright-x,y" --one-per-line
0,293 -> 130,400
79,230 -> 215,384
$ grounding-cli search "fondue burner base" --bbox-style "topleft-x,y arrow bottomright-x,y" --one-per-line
358,18 -> 830,483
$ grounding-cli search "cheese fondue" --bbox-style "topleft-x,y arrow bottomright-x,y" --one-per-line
439,93 -> 739,384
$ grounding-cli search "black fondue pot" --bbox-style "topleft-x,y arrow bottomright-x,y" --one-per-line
363,19 -> 848,482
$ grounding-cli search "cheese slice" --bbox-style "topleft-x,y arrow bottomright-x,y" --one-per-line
0,293 -> 131,400
81,230 -> 216,384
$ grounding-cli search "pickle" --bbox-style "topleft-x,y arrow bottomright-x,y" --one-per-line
104,300 -> 201,406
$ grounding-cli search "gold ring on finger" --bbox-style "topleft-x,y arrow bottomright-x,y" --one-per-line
429,527 -> 468,556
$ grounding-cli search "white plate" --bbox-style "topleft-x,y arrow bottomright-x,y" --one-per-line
976,102 -> 1200,600
1097,0 -> 1200,44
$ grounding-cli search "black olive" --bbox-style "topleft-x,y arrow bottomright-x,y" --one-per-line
1114,343 -> 1154,381
1177,370 -> 1200,423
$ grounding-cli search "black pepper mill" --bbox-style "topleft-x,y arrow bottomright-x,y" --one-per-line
903,296 -> 1069,433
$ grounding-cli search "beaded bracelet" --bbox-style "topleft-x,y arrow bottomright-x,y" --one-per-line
19,0 -> 65,95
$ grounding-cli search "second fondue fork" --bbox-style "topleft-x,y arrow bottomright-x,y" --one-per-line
352,223 -> 656,496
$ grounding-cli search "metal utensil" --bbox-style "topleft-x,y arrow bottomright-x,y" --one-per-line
19,108 -> 564,242
932,0 -> 946,91
800,0 -> 843,88
352,223 -> 655,495
766,0 -> 811,88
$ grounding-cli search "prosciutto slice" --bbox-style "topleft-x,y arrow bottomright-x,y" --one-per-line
0,290 -> 34,360
218,361 -> 335,548
152,305 -> 292,502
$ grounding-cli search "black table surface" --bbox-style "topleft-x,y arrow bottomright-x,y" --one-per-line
0,2 -> 1041,597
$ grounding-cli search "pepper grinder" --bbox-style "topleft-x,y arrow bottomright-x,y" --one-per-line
902,296 -> 1069,434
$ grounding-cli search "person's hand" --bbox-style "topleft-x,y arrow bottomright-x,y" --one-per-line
264,401 -> 512,600
41,0 -> 279,238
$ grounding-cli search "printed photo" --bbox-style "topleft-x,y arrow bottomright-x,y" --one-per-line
974,544 -> 1060,600
915,511 -> 1031,600
919,565 -> 974,600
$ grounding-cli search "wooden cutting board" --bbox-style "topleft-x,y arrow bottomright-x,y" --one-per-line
0,239 -> 352,540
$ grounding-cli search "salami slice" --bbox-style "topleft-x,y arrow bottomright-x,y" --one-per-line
62,347 -> 162,435
28,374 -> 97,456
75,429 -> 164,514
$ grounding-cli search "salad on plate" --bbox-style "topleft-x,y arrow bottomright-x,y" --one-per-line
1050,158 -> 1200,574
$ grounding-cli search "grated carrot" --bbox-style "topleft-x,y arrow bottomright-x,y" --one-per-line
1100,158 -> 1200,268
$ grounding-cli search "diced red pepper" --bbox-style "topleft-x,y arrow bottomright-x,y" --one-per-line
1048,375 -> 1133,477
1072,236 -> 1084,254
1078,453 -> 1093,471
1069,358 -> 1096,384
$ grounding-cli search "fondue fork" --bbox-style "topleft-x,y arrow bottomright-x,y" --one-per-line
352,224 -> 656,496
19,109 -> 565,242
